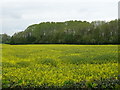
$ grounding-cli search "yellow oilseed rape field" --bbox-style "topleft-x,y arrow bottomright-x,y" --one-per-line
1,44 -> 120,89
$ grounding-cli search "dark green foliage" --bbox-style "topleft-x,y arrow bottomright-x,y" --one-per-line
0,34 -> 11,44
3,19 -> 119,44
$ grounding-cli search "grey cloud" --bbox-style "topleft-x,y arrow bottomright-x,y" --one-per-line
1,0 -> 119,35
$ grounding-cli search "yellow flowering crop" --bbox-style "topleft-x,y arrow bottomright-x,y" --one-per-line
2,44 -> 119,88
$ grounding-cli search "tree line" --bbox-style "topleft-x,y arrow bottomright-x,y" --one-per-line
1,19 -> 119,44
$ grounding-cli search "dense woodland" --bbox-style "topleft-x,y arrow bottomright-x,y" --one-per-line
1,19 -> 120,44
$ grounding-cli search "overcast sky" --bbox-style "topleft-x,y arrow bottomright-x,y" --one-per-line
1,0 -> 119,36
